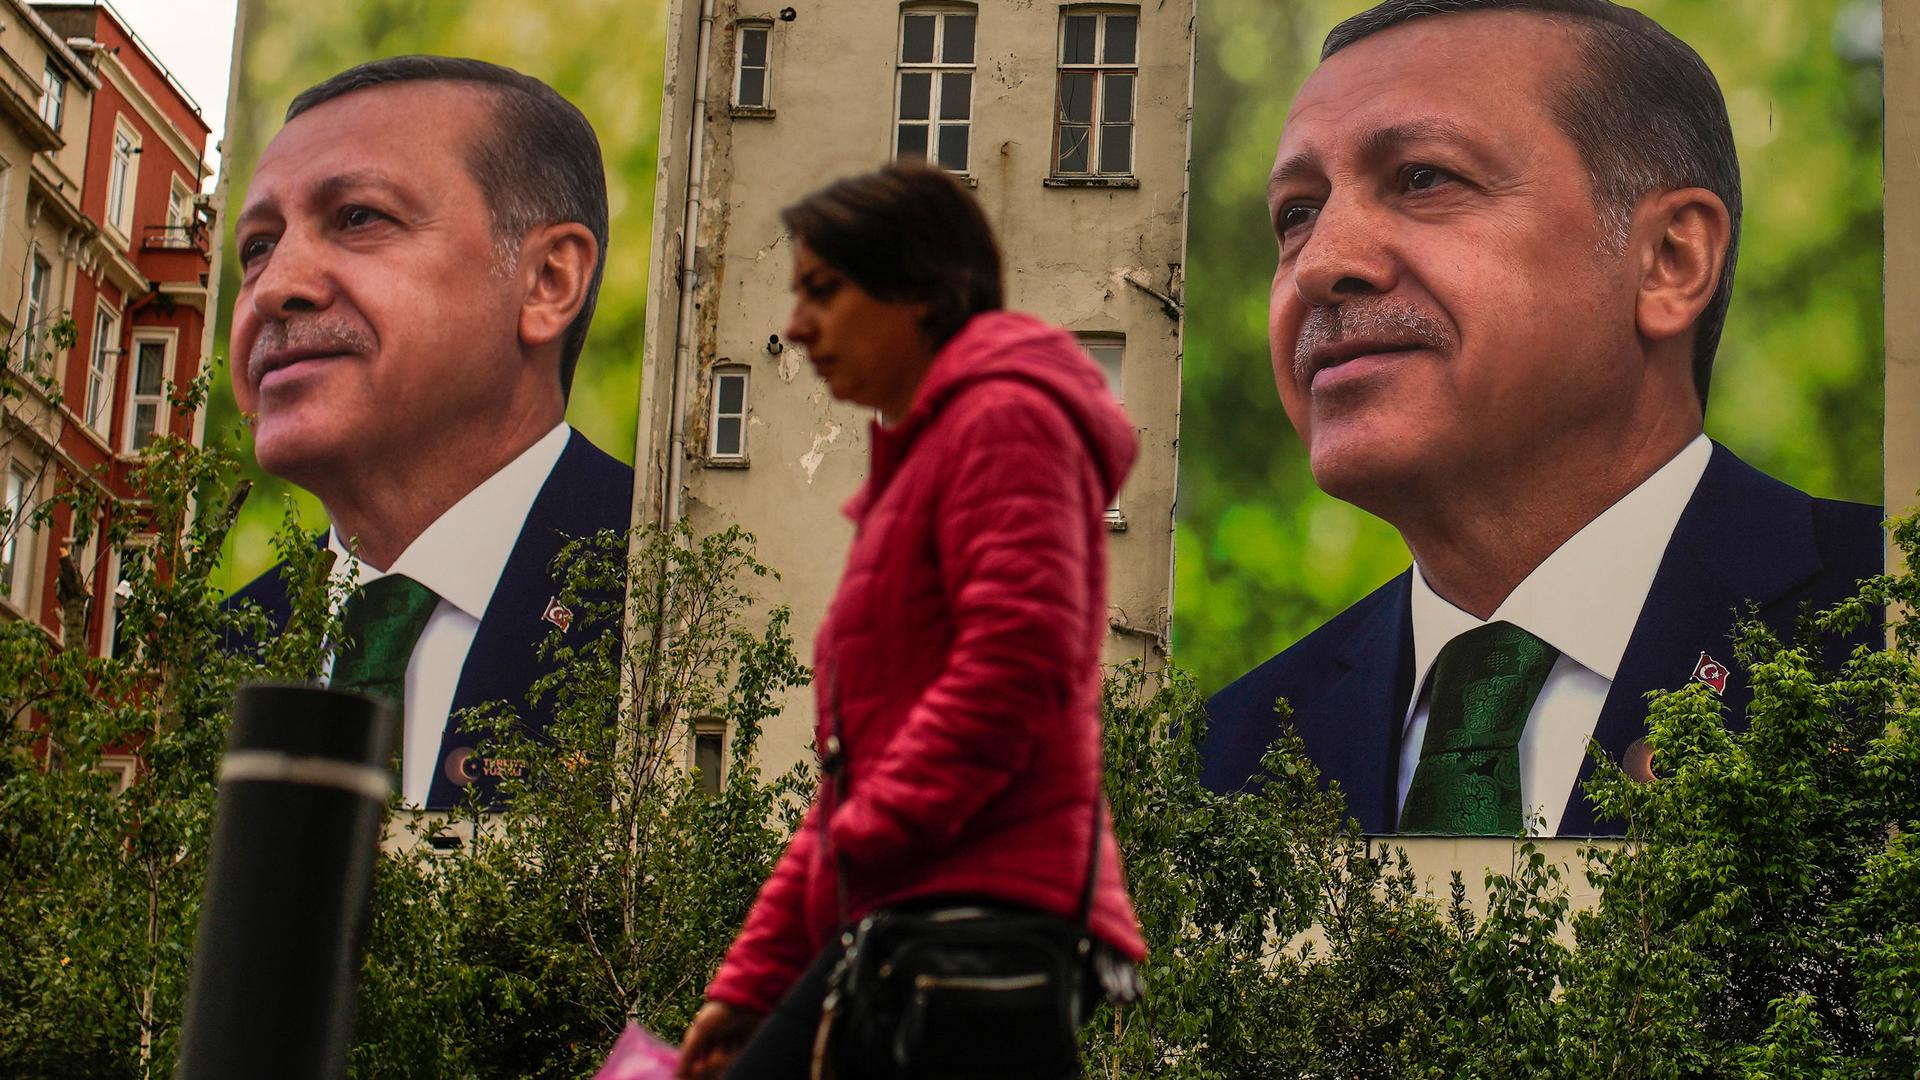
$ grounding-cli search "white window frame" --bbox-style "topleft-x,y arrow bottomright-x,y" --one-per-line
708,365 -> 750,461
1053,8 -> 1139,178
1077,332 -> 1126,517
104,537 -> 153,661
163,176 -> 196,248
893,4 -> 977,174
85,303 -> 120,436
106,120 -> 141,240
2,461 -> 35,606
122,330 -> 175,454
21,250 -> 48,370
734,21 -> 773,109
39,63 -> 64,132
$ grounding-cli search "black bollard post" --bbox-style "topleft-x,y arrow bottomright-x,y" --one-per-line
176,683 -> 396,1080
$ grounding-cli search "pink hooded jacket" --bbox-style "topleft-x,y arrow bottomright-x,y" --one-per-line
705,311 -> 1148,1013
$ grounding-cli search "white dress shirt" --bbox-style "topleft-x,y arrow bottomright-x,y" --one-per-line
327,422 -> 572,806
1397,434 -> 1712,835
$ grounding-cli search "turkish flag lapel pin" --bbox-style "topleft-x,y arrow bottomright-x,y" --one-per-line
1691,652 -> 1730,695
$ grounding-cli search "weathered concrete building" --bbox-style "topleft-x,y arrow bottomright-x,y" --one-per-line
640,1 -> 1193,777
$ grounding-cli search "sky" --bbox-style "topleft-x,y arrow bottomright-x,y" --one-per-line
88,0 -> 240,185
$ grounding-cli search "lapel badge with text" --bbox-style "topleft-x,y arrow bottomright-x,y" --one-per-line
542,597 -> 574,632
1691,651 -> 1730,695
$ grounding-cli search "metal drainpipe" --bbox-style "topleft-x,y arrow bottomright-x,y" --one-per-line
661,0 -> 717,533
1164,6 -> 1198,661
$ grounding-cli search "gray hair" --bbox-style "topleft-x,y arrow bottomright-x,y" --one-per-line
1324,0 -> 1741,405
287,56 -> 609,399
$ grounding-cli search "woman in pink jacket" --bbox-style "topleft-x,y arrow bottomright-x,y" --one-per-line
678,163 -> 1145,1079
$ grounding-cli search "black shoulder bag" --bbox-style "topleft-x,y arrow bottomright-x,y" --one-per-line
809,674 -> 1137,1080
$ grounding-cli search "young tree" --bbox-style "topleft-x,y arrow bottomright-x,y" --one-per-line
0,369 -> 337,1079
349,522 -> 811,1079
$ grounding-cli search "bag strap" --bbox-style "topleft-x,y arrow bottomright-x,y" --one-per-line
823,659 -> 1105,934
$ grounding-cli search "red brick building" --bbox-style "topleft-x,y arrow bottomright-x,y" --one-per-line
0,2 -> 215,659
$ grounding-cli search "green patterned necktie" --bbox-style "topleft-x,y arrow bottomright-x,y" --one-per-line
1398,620 -> 1560,835
331,574 -> 440,707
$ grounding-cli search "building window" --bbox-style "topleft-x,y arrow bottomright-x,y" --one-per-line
20,253 -> 48,369
124,336 -> 172,453
1078,333 -> 1125,516
735,22 -> 772,108
709,366 -> 749,460
693,717 -> 725,796
1054,9 -> 1138,177
894,6 -> 976,173
85,306 -> 119,435
107,541 -> 150,659
2,463 -> 33,602
107,126 -> 139,237
39,64 -> 64,132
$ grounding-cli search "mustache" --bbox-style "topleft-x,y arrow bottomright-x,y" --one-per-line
248,316 -> 374,375
1291,299 -> 1454,379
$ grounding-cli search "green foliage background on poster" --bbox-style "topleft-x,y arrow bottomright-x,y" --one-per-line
208,0 -> 666,593
1174,0 -> 1886,694
208,0 -> 1885,700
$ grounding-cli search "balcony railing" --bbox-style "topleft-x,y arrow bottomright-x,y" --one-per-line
142,224 -> 208,254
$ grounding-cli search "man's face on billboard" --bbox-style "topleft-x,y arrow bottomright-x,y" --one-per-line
1265,12 -> 1644,517
231,82 -> 525,491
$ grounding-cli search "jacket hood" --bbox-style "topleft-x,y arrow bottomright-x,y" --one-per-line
859,310 -> 1138,512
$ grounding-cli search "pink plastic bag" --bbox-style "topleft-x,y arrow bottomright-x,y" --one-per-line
592,1024 -> 680,1080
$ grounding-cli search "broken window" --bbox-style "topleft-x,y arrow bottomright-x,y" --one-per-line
1054,9 -> 1137,178
735,21 -> 772,108
710,366 -> 749,461
895,5 -> 976,173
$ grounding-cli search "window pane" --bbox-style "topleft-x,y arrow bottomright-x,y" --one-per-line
1099,124 -> 1133,174
1102,73 -> 1133,125
897,124 -> 929,161
1063,15 -> 1097,63
939,73 -> 970,120
717,374 -> 744,413
901,13 -> 935,62
741,26 -> 767,67
1058,71 -> 1093,124
695,733 -> 723,794
135,343 -> 165,394
1103,15 -> 1138,64
133,404 -> 156,450
714,416 -> 742,456
1057,125 -> 1090,173
1087,344 -> 1124,399
937,124 -> 969,171
738,67 -> 765,106
941,14 -> 975,63
898,72 -> 931,120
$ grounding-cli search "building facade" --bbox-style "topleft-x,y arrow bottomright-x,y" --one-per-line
0,0 -> 215,665
640,0 -> 1192,777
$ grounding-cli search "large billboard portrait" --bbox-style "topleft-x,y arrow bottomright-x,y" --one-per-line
1182,0 -> 1886,837
212,0 -> 661,808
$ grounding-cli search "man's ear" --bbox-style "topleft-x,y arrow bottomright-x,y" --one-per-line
1634,187 -> 1732,347
517,222 -> 598,354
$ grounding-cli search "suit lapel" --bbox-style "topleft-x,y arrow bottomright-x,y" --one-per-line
1559,443 -> 1819,834
1298,573 -> 1414,834
426,432 -> 631,808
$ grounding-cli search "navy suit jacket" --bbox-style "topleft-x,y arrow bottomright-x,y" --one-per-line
1201,444 -> 1883,836
228,430 -> 634,809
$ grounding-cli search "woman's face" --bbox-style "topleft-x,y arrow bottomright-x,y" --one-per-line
783,242 -> 937,423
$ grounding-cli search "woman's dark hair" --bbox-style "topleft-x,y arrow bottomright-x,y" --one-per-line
780,163 -> 1003,347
